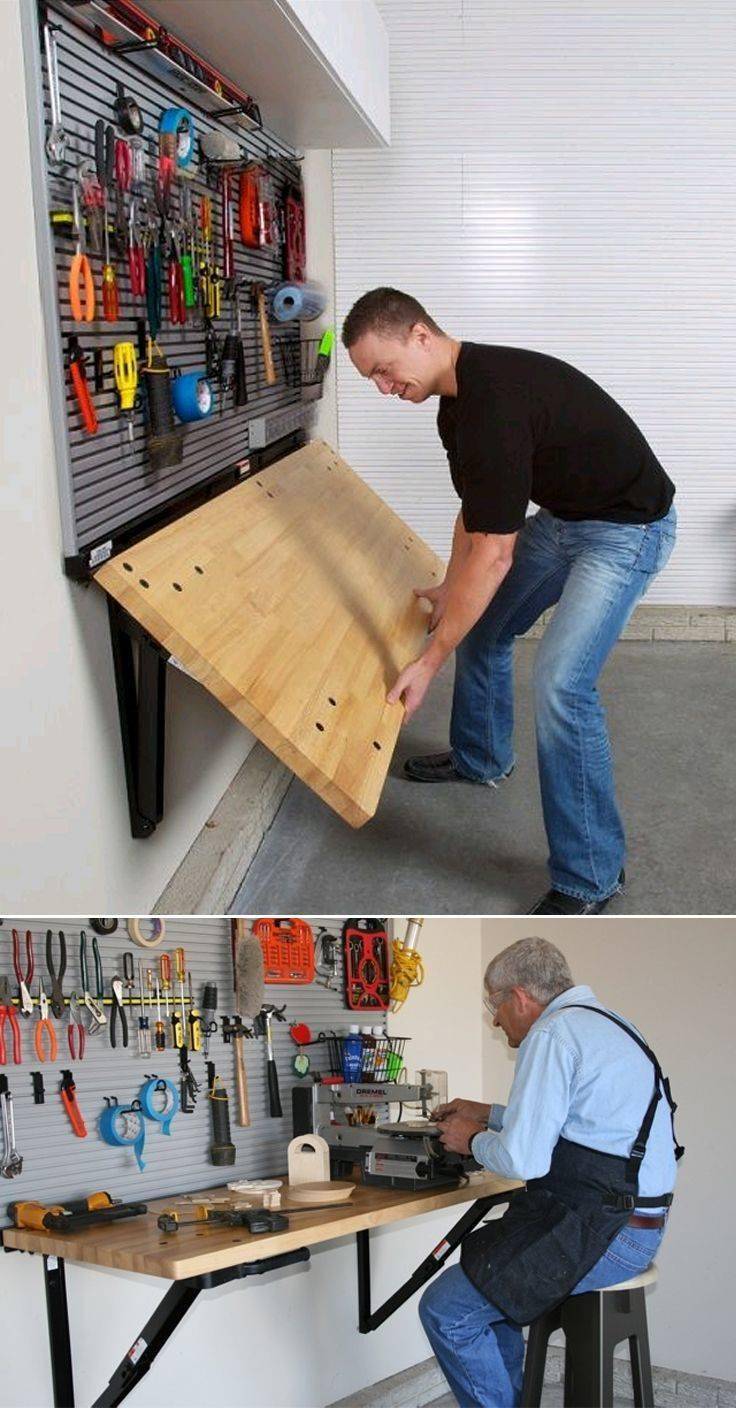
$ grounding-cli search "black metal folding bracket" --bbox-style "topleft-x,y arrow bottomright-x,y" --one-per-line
107,597 -> 169,839
41,1247 -> 310,1408
356,1191 -> 514,1334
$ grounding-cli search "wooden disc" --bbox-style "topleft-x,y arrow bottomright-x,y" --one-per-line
286,1181 -> 355,1205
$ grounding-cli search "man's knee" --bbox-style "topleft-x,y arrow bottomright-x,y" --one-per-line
533,648 -> 576,728
418,1277 -> 441,1331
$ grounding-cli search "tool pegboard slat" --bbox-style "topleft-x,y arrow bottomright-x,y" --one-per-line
23,0 -> 313,575
0,917 -> 385,1227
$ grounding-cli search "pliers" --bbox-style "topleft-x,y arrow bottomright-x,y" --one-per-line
0,977 -> 21,1065
46,928 -> 67,1019
67,992 -> 86,1061
12,929 -> 34,1017
35,980 -> 58,1063
109,975 -> 128,1049
79,929 -> 106,1033
167,227 -> 185,325
69,180 -> 95,323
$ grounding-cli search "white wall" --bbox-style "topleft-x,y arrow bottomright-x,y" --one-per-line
0,5 -> 339,913
480,917 -> 736,1382
0,918 -> 483,1408
333,0 -> 736,605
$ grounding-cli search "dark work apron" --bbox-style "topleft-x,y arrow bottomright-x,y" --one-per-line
460,1004 -> 684,1325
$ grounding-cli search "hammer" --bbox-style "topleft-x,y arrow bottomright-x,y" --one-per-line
251,281 -> 277,386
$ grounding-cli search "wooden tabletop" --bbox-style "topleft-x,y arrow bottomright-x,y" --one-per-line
2,1173 -> 520,1282
95,439 -> 444,828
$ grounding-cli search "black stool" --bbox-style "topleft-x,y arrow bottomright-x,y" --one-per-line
521,1265 -> 657,1408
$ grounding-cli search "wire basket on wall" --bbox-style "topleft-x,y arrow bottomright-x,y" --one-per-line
279,339 -> 328,396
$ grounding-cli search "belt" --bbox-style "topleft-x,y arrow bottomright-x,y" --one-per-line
627,1213 -> 666,1229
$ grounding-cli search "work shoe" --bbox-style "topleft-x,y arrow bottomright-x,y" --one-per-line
403,752 -> 512,787
526,871 -> 625,916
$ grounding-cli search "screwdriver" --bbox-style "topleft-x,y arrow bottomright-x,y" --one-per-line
174,948 -> 187,1049
159,953 -> 171,1017
188,973 -> 202,1052
154,978 -> 166,1052
113,342 -> 137,440
137,960 -> 151,1056
95,120 -> 119,321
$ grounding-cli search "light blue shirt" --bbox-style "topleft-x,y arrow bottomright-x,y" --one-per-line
471,985 -> 678,1212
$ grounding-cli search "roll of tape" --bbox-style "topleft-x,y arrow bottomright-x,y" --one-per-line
270,281 -> 326,323
127,918 -> 166,948
158,107 -> 196,168
172,372 -> 213,422
138,1077 -> 179,1135
99,1102 -> 146,1171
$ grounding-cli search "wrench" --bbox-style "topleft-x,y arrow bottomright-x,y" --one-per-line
44,23 -> 66,166
0,1089 -> 22,1178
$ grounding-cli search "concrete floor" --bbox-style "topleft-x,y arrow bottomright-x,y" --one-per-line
232,643 -> 735,915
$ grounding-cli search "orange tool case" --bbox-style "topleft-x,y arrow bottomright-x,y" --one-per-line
253,918 -> 316,984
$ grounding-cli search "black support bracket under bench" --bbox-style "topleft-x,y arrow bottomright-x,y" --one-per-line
107,598 -> 169,840
356,1191 -> 514,1334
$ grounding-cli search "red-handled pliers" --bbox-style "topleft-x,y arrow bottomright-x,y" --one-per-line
12,929 -> 34,1017
35,980 -> 58,1063
114,137 -> 132,192
0,976 -> 21,1065
128,198 -> 146,298
168,237 -> 185,324
67,992 -> 86,1061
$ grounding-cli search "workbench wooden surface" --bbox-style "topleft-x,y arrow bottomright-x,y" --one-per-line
3,1174 -> 520,1282
95,440 -> 445,827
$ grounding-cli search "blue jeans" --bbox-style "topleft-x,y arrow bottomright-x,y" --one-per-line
450,506 -> 677,900
419,1223 -> 665,1408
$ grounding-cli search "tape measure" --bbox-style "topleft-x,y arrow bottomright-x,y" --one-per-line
158,108 -> 196,168
138,1077 -> 179,1134
99,1100 -> 146,1171
172,371 -> 213,422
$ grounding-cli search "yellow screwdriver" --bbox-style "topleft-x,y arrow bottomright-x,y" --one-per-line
159,953 -> 171,1017
173,947 -> 187,1049
113,342 -> 138,440
188,972 -> 202,1052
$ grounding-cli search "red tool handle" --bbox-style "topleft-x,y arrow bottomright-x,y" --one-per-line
12,929 -> 34,988
102,265 -> 119,322
69,357 -> 99,434
168,258 -> 185,324
129,243 -> 146,298
60,1072 -> 87,1138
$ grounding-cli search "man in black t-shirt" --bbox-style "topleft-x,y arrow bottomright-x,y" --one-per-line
343,288 -> 677,914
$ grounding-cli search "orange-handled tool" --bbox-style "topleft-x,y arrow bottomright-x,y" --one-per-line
96,120 -> 119,322
60,1070 -> 87,1138
69,183 -> 95,323
68,336 -> 98,435
174,947 -> 187,1048
34,981 -> 58,1063
159,953 -> 171,1016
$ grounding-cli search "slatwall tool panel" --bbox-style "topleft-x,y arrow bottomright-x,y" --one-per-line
0,917 -> 387,1228
23,0 -> 311,577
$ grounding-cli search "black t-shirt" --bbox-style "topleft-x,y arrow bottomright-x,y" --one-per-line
437,342 -> 675,534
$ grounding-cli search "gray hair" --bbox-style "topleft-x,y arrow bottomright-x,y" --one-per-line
484,937 -> 573,1006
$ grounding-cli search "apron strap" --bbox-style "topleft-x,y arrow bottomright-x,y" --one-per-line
559,1004 -> 685,1176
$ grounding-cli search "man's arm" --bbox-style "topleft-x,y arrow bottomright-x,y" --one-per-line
470,1029 -> 577,1179
389,528 -> 516,720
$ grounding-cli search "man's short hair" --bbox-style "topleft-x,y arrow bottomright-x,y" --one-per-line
485,937 -> 573,1006
341,287 -> 444,348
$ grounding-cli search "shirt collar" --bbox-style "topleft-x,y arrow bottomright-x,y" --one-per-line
534,984 -> 598,1026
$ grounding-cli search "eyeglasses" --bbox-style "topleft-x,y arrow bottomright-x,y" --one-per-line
483,988 -> 509,1016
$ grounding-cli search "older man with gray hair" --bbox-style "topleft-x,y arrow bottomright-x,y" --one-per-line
420,937 -> 683,1408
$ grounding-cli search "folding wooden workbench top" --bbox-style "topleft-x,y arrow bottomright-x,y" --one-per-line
3,1174 -> 520,1281
95,440 -> 445,827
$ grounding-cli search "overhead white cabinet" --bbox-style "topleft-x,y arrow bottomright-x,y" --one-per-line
144,0 -> 390,147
